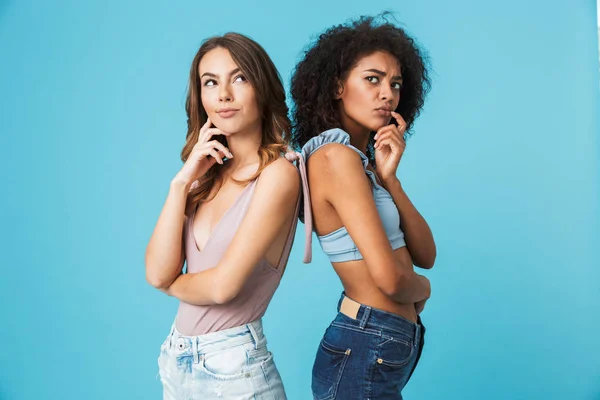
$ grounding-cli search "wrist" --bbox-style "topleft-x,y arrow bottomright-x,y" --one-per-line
382,176 -> 401,190
170,177 -> 192,193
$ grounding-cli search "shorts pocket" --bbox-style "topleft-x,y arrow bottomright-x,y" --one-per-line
248,346 -> 275,368
196,344 -> 249,380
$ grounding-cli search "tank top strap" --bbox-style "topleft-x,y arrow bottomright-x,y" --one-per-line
284,151 -> 313,263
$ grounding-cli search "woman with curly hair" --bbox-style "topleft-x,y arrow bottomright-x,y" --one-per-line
291,15 -> 436,399
146,32 -> 311,399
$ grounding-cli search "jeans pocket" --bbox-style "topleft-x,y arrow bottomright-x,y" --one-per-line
377,335 -> 414,367
372,335 -> 415,396
311,339 -> 351,400
196,344 -> 249,380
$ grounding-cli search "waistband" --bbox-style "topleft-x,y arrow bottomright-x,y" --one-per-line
162,319 -> 266,363
336,292 -> 423,343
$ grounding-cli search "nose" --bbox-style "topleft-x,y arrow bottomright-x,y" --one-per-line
379,82 -> 393,101
219,84 -> 233,102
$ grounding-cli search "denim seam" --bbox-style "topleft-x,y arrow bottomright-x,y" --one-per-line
366,349 -> 375,400
379,333 -> 413,346
377,324 -> 416,339
173,339 -> 251,360
190,347 -> 250,381
259,356 -> 276,400
376,337 -> 415,368
330,322 -> 380,336
196,359 -> 248,381
199,337 -> 254,354
321,339 -> 349,355
318,341 -> 351,400
339,321 -> 415,341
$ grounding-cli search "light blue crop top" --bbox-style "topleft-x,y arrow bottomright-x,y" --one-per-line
300,128 -> 406,262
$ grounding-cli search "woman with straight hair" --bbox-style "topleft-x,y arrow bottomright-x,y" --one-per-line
146,32 -> 311,399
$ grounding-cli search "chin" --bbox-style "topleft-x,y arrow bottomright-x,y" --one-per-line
367,121 -> 389,132
354,115 -> 388,132
213,120 -> 243,135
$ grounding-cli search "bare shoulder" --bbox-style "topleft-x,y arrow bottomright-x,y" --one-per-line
308,143 -> 365,179
256,157 -> 300,197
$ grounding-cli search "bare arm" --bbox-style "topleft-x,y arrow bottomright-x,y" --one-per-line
144,180 -> 188,288
145,118 -> 233,289
374,111 -> 436,269
383,177 -> 436,269
164,159 -> 300,305
313,144 -> 430,304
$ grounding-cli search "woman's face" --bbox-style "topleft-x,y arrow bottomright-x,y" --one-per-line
198,47 -> 261,135
337,51 -> 403,135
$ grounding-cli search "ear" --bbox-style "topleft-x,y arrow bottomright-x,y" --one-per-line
334,81 -> 344,99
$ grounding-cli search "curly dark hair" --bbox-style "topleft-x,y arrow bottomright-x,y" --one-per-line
290,14 -> 431,162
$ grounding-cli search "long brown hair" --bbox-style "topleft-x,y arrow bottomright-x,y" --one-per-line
182,33 -> 291,212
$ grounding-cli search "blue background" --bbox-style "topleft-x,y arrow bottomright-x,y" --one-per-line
1,0 -> 598,399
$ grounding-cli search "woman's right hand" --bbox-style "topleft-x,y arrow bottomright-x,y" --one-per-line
172,118 -> 234,187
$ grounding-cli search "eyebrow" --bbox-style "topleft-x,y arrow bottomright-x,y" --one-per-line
364,68 -> 403,81
200,67 -> 241,79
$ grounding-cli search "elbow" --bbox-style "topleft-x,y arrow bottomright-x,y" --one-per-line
210,267 -> 244,304
144,252 -> 161,288
385,272 -> 431,299
423,261 -> 435,270
375,269 -> 405,298
416,258 -> 435,270
378,282 -> 399,299
377,269 -> 426,299
211,283 -> 240,305
145,249 -> 181,289
414,249 -> 437,270
145,270 -> 171,289
145,258 -> 173,289
424,251 -> 437,269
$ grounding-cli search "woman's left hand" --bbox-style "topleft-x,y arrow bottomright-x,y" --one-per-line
374,111 -> 407,184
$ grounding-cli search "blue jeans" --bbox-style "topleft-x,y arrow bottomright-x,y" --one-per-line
158,319 -> 287,399
312,293 -> 426,400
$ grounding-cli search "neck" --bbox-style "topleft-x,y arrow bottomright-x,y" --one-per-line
338,103 -> 371,154
341,122 -> 371,156
223,121 -> 262,173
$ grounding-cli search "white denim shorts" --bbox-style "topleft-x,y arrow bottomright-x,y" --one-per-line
157,319 -> 287,399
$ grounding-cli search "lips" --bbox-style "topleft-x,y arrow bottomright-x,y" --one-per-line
375,108 -> 392,116
216,108 -> 239,118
